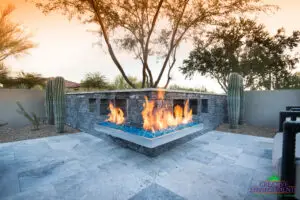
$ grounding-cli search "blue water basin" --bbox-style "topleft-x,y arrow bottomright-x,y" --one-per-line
98,121 -> 199,138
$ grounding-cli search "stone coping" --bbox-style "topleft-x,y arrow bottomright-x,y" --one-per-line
94,123 -> 204,148
66,88 -> 225,96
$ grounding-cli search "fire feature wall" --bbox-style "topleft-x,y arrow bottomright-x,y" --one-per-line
65,89 -> 227,133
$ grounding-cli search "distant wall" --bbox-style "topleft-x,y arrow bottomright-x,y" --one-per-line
244,90 -> 300,129
0,89 -> 45,128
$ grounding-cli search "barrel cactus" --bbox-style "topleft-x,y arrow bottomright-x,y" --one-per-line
239,76 -> 245,125
45,79 -> 54,125
227,73 -> 242,129
53,77 -> 65,133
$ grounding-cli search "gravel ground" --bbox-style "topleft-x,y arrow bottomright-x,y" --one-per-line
216,123 -> 277,138
0,124 -> 80,143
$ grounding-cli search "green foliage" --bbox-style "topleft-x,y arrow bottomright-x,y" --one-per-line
16,101 -> 40,130
35,0 -> 272,88
15,83 -> 28,89
265,71 -> 300,90
0,78 -> 18,88
0,63 -> 16,88
53,77 -> 65,133
0,70 -> 46,89
112,75 -> 142,89
227,73 -> 242,129
45,79 -> 54,125
80,72 -> 110,90
16,72 -> 46,89
80,73 -> 143,90
0,63 -> 9,81
31,85 -> 44,91
168,84 -> 209,93
180,18 -> 300,92
285,73 -> 300,89
78,73 -> 211,92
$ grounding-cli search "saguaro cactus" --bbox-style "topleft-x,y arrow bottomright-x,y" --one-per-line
53,77 -> 65,133
239,76 -> 245,125
227,73 -> 242,129
45,79 -> 54,125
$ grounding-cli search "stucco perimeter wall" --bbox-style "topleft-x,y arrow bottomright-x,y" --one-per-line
65,89 -> 227,133
244,90 -> 300,129
0,89 -> 46,128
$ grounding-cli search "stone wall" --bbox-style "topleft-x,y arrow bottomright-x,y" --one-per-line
65,89 -> 227,132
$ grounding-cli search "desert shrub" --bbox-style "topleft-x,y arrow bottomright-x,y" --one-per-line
16,101 -> 40,130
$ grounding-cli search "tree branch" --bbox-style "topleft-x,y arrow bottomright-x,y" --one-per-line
143,0 -> 164,87
164,46 -> 177,88
88,0 -> 136,88
214,73 -> 228,93
218,77 -> 228,93
154,0 -> 189,87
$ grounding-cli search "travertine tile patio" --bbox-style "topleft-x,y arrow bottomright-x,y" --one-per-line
0,131 -> 275,200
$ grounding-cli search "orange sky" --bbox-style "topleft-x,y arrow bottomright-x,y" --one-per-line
2,0 -> 300,93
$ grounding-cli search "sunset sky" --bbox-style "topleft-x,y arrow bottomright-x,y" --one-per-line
2,0 -> 300,93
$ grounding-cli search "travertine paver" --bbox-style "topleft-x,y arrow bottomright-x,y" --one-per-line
0,131 -> 275,200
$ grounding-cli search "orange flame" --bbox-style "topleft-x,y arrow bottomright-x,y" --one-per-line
157,89 -> 165,100
141,90 -> 193,132
107,102 -> 125,125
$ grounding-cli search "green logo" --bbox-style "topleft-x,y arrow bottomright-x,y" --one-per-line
267,175 -> 280,182
249,174 -> 295,197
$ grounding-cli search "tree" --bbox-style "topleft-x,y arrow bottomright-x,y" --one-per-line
180,18 -> 300,92
112,75 -> 142,89
0,69 -> 46,89
252,28 -> 300,90
80,72 -> 110,89
0,63 -> 9,83
0,5 -> 36,89
286,73 -> 300,89
34,0 -> 272,88
0,5 -> 35,62
0,63 -> 17,88
267,72 -> 300,90
15,72 -> 46,89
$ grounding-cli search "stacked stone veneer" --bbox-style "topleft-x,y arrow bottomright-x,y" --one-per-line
65,89 -> 227,133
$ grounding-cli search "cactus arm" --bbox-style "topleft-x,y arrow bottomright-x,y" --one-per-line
53,77 -> 65,133
227,73 -> 242,129
239,76 -> 245,125
45,80 -> 54,125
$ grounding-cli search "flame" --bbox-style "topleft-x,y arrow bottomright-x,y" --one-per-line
183,100 -> 193,124
157,89 -> 165,100
141,91 -> 193,132
105,90 -> 193,132
107,101 -> 125,125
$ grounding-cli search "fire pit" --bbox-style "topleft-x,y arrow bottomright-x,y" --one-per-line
65,89 -> 227,156
102,89 -> 194,131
